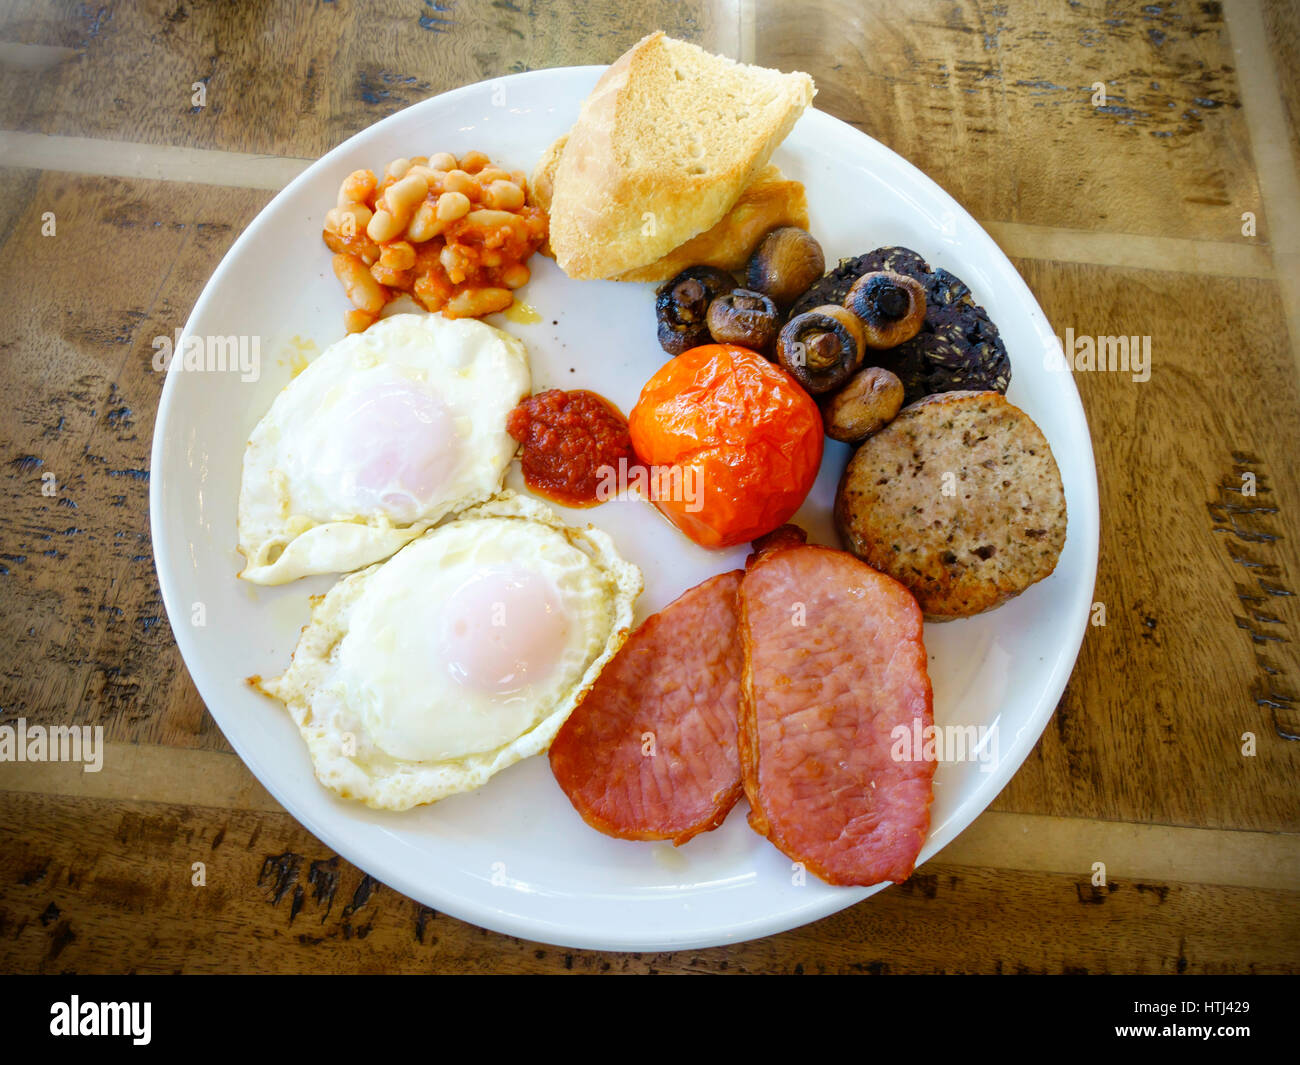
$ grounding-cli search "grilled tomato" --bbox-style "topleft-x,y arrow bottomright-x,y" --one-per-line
628,344 -> 823,548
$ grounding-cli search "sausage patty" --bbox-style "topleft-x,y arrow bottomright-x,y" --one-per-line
740,528 -> 934,886
835,390 -> 1067,619
548,570 -> 745,845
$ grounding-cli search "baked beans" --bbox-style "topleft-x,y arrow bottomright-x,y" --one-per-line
332,252 -> 386,316
323,149 -> 547,328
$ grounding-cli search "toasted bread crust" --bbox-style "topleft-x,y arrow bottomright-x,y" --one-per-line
529,133 -> 567,217
614,173 -> 808,282
533,139 -> 808,282
547,32 -> 814,280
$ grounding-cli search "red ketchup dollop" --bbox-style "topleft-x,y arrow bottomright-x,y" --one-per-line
506,389 -> 639,508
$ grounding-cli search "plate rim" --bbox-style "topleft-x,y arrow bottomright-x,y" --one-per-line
149,64 -> 1100,952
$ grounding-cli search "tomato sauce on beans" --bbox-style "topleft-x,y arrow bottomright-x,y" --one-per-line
323,150 -> 547,333
506,390 -> 639,508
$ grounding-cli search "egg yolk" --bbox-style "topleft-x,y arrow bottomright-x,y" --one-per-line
314,381 -> 460,522
441,566 -> 569,694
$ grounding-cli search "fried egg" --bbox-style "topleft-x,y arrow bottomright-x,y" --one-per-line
238,313 -> 530,584
254,493 -> 642,810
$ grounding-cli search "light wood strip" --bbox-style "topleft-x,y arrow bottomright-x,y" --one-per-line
0,744 -> 280,813
0,130 -> 311,191
983,220 -> 1274,280
2,744 -> 1296,891
0,43 -> 79,69
1224,0 -> 1300,376
935,811 -> 1300,893
737,0 -> 757,64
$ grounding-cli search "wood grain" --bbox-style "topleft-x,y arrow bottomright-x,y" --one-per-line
0,0 -> 738,158
755,0 -> 1262,243
995,258 -> 1300,831
1231,0 -> 1300,382
1,792 -> 1295,974
8,744 -> 1300,890
0,0 -> 1298,974
0,169 -> 270,752
1262,0 -> 1300,166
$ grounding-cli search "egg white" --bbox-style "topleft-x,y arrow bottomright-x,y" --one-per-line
254,493 -> 642,811
237,313 -> 530,584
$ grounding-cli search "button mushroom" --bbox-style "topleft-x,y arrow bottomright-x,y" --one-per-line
821,366 -> 905,442
776,304 -> 866,394
655,266 -> 736,356
845,270 -> 926,349
706,288 -> 780,354
746,227 -> 826,311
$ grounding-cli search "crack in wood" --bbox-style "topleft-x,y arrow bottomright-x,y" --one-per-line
1211,455 -> 1298,737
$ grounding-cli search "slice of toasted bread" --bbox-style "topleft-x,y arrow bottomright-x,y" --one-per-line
547,32 -> 814,280
532,138 -> 809,280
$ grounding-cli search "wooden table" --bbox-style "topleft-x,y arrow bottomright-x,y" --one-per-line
1,0 -> 1297,974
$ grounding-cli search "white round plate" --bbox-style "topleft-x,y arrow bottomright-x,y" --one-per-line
151,66 -> 1099,951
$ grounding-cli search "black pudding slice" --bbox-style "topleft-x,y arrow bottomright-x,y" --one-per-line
789,246 -> 1011,405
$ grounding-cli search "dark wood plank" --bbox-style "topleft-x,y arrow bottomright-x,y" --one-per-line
755,0 -> 1263,242
994,258 -> 1300,832
0,0 -> 738,158
0,169 -> 270,751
